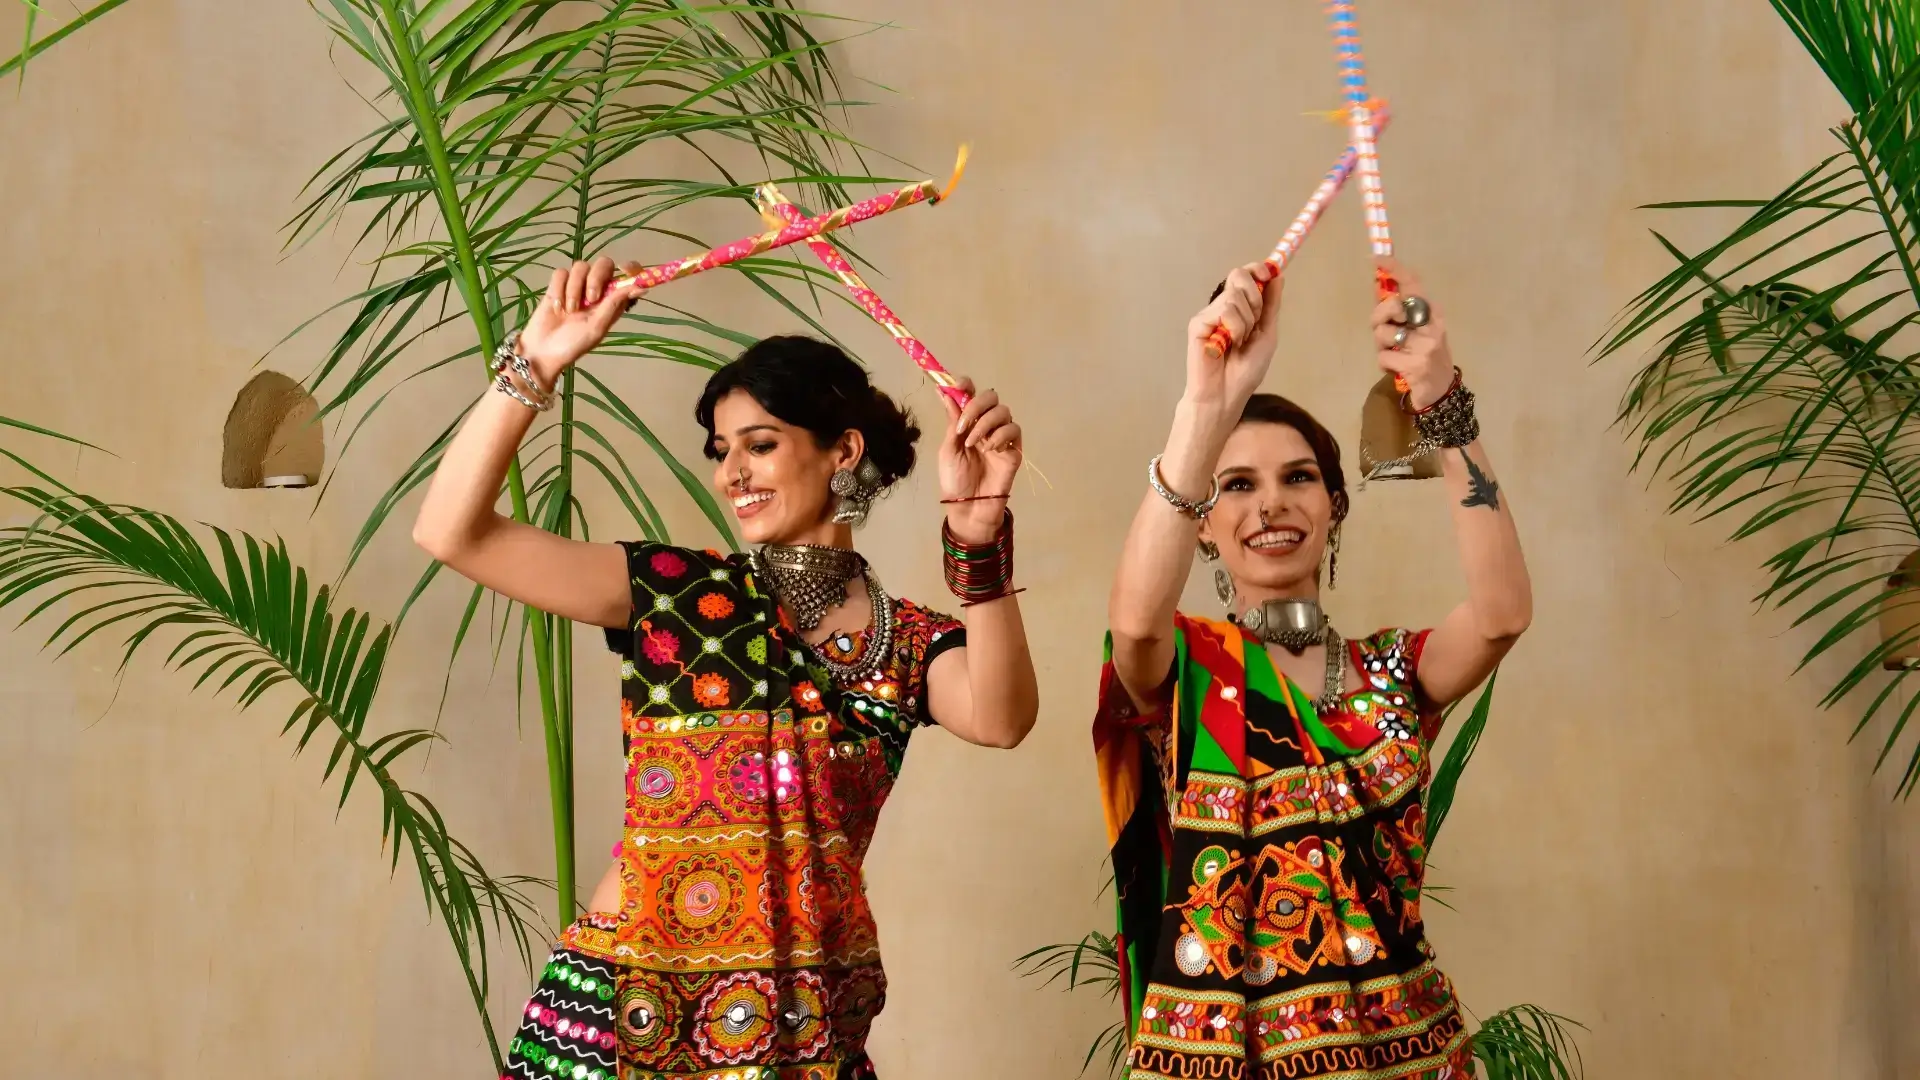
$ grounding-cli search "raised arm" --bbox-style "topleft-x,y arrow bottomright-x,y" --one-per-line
1108,263 -> 1284,708
924,379 -> 1041,748
1371,260 -> 1532,705
411,258 -> 643,628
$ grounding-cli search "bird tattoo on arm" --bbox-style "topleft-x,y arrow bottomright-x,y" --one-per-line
1459,450 -> 1501,511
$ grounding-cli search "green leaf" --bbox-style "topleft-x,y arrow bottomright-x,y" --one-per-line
1425,670 -> 1497,850
1472,1003 -> 1585,1080
0,0 -> 137,84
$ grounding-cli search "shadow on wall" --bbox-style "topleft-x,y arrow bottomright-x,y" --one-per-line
222,371 -> 322,489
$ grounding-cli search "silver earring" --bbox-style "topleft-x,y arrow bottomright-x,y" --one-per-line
1326,521 -> 1343,589
1197,540 -> 1219,561
829,458 -> 884,527
1215,568 -> 1236,610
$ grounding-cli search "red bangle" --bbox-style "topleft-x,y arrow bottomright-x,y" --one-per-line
942,510 -> 1016,606
1401,366 -> 1463,415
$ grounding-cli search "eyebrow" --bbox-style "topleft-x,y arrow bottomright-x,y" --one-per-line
713,424 -> 781,444
1215,457 -> 1319,479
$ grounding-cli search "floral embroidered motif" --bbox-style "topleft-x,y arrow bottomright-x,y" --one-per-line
1095,617 -> 1470,1080
502,541 -> 965,1080
1373,802 -> 1429,934
691,672 -> 731,707
641,624 -> 681,666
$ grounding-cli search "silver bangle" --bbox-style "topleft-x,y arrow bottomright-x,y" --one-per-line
1147,454 -> 1220,519
493,372 -> 552,412
490,328 -> 554,412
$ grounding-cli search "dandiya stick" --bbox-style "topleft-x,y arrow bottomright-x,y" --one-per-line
1201,102 -> 1393,360
754,183 -> 971,410
610,149 -> 968,293
1324,0 -> 1410,392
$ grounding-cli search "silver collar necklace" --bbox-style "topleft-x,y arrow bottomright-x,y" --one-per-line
1235,598 -> 1348,716
754,544 -> 862,630
1238,598 -> 1326,654
752,544 -> 892,681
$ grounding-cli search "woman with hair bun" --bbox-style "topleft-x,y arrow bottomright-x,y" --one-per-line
413,257 -> 1039,1080
1097,259 -> 1530,1078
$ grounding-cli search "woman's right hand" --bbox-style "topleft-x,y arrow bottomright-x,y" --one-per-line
1184,260 -> 1284,415
516,256 -> 646,386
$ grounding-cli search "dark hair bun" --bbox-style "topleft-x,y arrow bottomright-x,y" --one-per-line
695,335 -> 921,486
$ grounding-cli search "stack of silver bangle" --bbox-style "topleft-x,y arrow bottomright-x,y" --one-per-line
492,329 -> 554,412
1147,454 -> 1220,519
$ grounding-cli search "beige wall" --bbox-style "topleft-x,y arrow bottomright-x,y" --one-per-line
5,0 -> 1919,1076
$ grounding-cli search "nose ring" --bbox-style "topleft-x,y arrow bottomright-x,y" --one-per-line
1258,507 -> 1271,529
737,465 -> 749,486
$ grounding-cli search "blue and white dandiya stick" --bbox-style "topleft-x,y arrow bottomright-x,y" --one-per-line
1324,0 -> 1407,390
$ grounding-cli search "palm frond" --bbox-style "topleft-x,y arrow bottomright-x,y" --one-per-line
1472,1004 -> 1585,1080
1013,931 -> 1127,1078
1599,27 -> 1920,796
0,484 -> 544,1073
1,0 -> 137,84
0,412 -> 109,491
0,412 -> 107,452
1012,930 -> 1122,997
1426,669 -> 1497,850
289,0 -> 887,569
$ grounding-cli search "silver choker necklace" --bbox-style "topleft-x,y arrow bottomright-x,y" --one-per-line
1239,598 -> 1325,654
754,544 -> 862,630
752,544 -> 893,681
1236,599 -> 1348,715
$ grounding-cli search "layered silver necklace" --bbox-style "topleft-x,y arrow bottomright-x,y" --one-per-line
1237,598 -> 1348,716
753,544 -> 892,681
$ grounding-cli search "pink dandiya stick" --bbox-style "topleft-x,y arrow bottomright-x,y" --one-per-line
755,184 -> 971,410
1325,0 -> 1409,392
1202,102 -> 1393,360
610,150 -> 967,293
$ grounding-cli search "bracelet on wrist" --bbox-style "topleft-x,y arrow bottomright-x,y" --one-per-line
1147,454 -> 1220,519
1402,368 -> 1478,449
491,328 -> 555,412
942,509 -> 1017,606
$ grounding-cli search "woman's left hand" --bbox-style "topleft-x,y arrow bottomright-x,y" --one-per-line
1371,258 -> 1456,410
938,377 -> 1023,544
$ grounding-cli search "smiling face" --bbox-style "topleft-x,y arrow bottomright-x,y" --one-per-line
706,389 -> 860,546
1198,420 -> 1341,605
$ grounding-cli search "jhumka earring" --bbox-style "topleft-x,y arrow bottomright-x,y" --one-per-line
829,458 -> 885,527
1197,539 -> 1234,610
1326,521 -> 1343,589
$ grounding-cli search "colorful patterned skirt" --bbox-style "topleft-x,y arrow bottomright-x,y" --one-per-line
500,917 -> 881,1080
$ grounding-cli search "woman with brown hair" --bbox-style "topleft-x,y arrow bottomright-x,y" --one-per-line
1096,259 -> 1531,1078
414,257 -> 1039,1080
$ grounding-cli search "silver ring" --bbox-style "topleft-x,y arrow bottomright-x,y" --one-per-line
1390,325 -> 1410,349
1400,295 -> 1431,328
